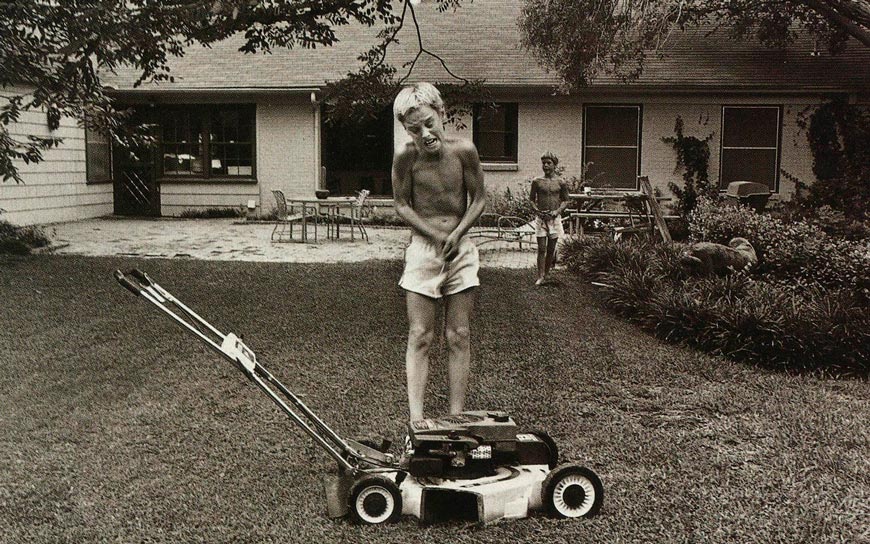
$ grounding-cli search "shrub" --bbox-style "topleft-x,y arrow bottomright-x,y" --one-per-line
364,206 -> 405,227
563,236 -> 868,374
486,186 -> 534,220
178,207 -> 243,219
689,198 -> 870,296
0,219 -> 51,255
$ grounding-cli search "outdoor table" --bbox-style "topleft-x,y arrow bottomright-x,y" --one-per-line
284,196 -> 358,243
566,189 -> 673,239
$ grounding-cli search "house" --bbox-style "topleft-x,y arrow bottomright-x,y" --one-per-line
2,0 -> 869,225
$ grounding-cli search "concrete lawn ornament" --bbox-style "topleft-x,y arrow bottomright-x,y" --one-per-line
679,237 -> 758,276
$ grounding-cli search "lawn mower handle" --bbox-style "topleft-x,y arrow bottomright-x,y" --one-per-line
112,269 -> 395,475
129,268 -> 153,286
114,270 -> 142,296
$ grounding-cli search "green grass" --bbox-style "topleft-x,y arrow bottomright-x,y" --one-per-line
1,256 -> 867,543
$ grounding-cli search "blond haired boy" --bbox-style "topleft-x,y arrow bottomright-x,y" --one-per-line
392,82 -> 486,422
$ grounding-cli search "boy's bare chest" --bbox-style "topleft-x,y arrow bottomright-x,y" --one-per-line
412,155 -> 464,193
536,178 -> 562,194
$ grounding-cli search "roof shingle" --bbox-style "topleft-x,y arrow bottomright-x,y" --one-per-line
102,0 -> 870,92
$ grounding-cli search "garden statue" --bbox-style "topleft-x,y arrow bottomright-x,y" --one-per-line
680,237 -> 758,276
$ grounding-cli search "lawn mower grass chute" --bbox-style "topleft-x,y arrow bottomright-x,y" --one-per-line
114,269 -> 604,525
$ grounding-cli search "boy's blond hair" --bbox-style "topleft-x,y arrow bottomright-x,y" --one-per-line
393,82 -> 445,124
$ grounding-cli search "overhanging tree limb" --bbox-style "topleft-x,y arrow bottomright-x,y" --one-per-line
801,0 -> 870,46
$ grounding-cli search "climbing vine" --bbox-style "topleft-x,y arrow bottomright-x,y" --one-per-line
662,116 -> 716,217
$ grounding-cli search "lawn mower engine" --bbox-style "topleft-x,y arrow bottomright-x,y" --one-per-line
407,411 -> 556,479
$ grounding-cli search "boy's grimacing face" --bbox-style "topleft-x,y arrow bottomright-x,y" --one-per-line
541,158 -> 556,176
401,105 -> 445,156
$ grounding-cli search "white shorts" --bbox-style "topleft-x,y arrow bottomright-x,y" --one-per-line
535,215 -> 565,239
399,235 -> 480,299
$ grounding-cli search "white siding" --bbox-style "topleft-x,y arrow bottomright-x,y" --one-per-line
0,85 -> 113,226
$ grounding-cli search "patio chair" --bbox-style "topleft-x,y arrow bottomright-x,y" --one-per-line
469,213 -> 536,249
351,189 -> 371,242
271,189 -> 313,242
333,189 -> 370,242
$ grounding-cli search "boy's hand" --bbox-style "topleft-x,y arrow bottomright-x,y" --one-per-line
442,232 -> 461,262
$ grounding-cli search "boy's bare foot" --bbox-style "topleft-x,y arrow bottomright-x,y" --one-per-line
535,277 -> 545,286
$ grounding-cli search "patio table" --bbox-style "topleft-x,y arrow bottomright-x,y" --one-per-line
284,196 -> 358,243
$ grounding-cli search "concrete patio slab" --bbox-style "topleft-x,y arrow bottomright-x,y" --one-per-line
45,217 -> 539,269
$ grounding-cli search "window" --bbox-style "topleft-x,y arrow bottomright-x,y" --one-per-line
85,127 -> 112,184
473,103 -> 518,163
159,104 -> 255,179
583,105 -> 642,190
719,106 -> 781,191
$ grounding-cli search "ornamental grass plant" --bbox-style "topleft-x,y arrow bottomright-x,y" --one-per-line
560,234 -> 869,375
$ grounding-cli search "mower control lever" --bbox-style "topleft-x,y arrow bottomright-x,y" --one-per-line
114,270 -> 141,296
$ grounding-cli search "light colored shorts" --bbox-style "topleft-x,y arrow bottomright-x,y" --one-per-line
399,235 -> 480,299
535,215 -> 565,239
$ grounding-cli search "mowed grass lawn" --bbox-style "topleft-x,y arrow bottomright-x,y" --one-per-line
1,255 -> 867,543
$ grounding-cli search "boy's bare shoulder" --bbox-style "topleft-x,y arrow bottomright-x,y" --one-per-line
446,136 -> 478,158
394,142 -> 418,167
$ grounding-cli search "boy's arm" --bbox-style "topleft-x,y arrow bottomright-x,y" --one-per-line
529,179 -> 542,215
443,140 -> 486,257
391,145 -> 446,243
453,140 -> 486,237
554,179 -> 571,216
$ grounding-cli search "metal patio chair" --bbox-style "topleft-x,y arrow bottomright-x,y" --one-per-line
271,189 -> 314,243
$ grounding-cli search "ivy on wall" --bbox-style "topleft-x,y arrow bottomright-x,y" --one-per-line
662,116 -> 716,217
797,98 -> 870,223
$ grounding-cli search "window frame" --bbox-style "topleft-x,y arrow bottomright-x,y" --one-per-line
84,126 -> 113,185
157,104 -> 257,183
718,105 -> 782,193
472,102 -> 519,164
582,104 -> 643,191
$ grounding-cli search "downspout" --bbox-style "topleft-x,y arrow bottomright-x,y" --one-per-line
312,91 -> 321,190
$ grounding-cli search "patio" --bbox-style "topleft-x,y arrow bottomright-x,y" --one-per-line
46,217 -> 538,269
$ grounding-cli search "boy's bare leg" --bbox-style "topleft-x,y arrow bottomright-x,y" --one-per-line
545,236 -> 558,277
405,292 -> 438,422
536,236 -> 547,284
444,289 -> 475,414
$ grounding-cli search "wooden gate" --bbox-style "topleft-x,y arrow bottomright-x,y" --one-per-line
113,138 -> 160,217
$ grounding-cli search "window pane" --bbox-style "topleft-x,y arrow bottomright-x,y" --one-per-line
585,107 -> 639,146
85,127 -> 112,183
477,132 -> 508,160
723,107 -> 779,148
720,148 -> 778,190
159,105 -> 254,178
477,105 -> 507,131
163,143 -> 204,175
585,148 -> 638,189
474,103 -> 518,162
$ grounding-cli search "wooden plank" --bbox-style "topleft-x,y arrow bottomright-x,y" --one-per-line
638,176 -> 672,242
569,211 -> 680,220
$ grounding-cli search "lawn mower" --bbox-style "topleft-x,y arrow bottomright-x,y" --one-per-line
114,269 -> 604,525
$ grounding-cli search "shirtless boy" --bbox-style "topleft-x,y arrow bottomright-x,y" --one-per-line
391,82 -> 486,423
530,151 -> 570,285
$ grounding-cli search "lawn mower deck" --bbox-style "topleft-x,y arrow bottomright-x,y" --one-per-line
115,269 -> 603,526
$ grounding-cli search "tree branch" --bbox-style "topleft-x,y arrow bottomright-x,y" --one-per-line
801,0 -> 870,47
